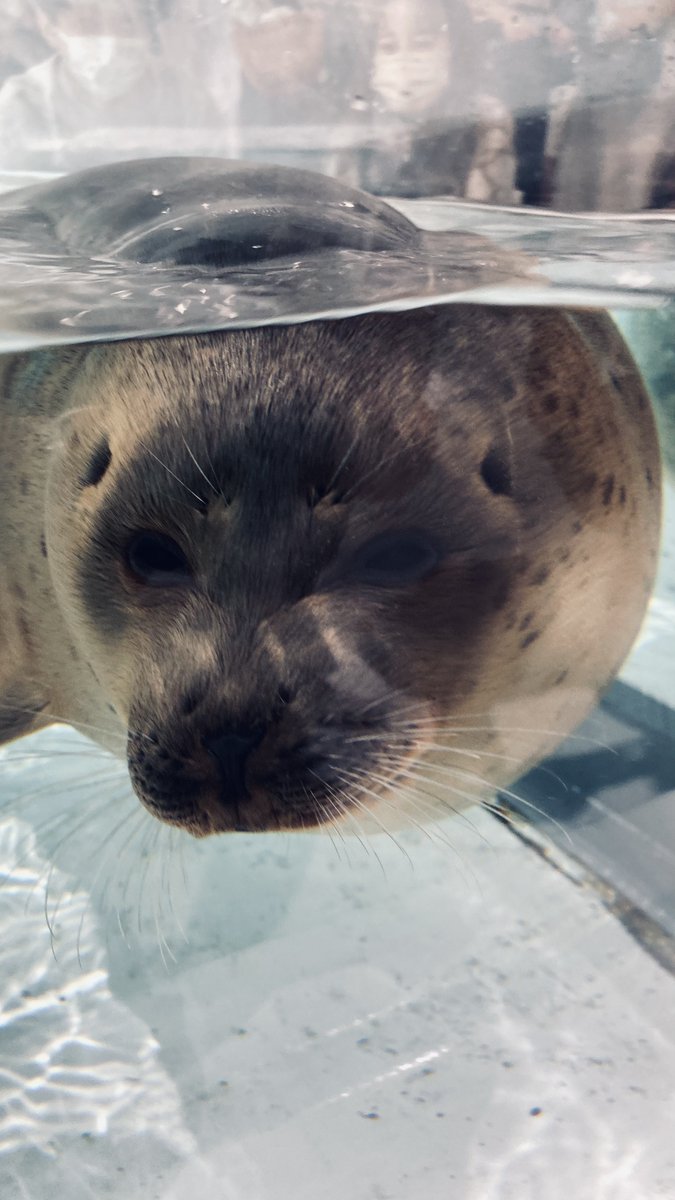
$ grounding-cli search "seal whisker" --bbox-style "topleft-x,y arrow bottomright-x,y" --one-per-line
0,766 -> 129,818
308,770 -> 377,866
333,780 -> 390,874
331,767 -> 415,870
0,700 -> 131,744
47,798 -> 140,948
151,830 -> 178,970
179,432 -> 221,497
383,787 -> 484,891
137,437 -> 206,506
359,759 -> 493,847
422,742 -> 524,766
115,812 -> 159,934
424,723 -> 619,755
479,798 -> 527,832
411,758 -> 574,846
352,761 -> 478,854
421,745 -> 572,793
323,429 -> 362,497
303,779 -> 343,862
135,816 -> 165,937
159,826 -> 189,947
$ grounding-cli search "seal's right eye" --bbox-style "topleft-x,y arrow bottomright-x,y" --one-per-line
125,531 -> 192,587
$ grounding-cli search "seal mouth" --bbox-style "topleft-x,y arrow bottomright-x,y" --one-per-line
126,721 -> 424,836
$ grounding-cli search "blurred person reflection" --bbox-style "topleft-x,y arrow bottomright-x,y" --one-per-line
157,0 -> 240,157
347,0 -> 520,203
549,0 -> 673,210
0,3 -> 50,84
231,0 -> 369,174
461,0 -> 576,206
0,0 -> 212,174
370,0 -> 452,117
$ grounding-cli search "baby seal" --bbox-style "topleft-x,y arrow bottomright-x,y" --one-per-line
0,306 -> 661,835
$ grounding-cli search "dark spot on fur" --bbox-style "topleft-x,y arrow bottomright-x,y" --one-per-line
645,467 -> 655,491
553,669 -> 568,686
480,449 -> 513,498
19,476 -> 29,496
558,548 -> 571,564
569,400 -> 580,420
40,533 -> 47,557
531,565 -> 550,586
571,520 -> 583,535
610,372 -> 623,393
619,485 -> 627,506
518,611 -> 534,632
520,630 -> 541,650
70,431 -> 81,448
491,580 -> 511,611
81,437 -> 112,488
543,393 -> 559,414
602,475 -> 615,507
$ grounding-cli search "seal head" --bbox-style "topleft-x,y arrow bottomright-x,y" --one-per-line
0,307 -> 661,835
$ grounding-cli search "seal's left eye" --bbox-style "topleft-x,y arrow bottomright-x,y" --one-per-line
351,531 -> 440,587
125,531 -> 192,587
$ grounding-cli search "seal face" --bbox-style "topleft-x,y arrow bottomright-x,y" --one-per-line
0,307 -> 661,836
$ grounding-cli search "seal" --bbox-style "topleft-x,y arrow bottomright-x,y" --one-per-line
0,305 -> 661,836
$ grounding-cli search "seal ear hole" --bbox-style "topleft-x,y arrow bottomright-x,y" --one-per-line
480,449 -> 513,498
125,530 -> 193,587
81,438 -> 112,488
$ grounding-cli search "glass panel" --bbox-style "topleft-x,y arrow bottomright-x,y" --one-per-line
0,3 -> 674,1198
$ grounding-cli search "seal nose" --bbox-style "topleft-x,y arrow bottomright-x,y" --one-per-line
202,725 -> 265,797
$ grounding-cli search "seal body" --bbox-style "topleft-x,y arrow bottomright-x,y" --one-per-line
0,307 -> 661,835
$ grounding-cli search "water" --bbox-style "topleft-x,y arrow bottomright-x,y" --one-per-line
2,161 -> 675,1199
1,160 -> 674,353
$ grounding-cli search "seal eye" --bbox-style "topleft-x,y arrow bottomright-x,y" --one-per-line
352,531 -> 439,587
125,531 -> 192,587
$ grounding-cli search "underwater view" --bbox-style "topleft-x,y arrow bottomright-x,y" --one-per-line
0,2 -> 674,1199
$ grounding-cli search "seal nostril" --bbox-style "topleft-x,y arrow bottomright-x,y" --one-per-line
203,724 -> 266,798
